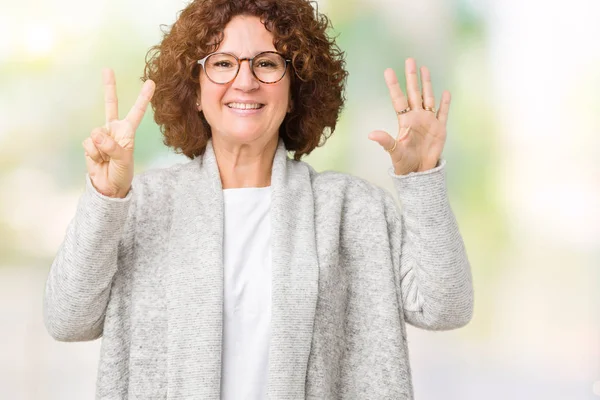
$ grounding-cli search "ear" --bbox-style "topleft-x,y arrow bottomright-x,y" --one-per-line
196,87 -> 202,112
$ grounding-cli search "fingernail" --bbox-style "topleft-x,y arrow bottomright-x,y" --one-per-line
92,131 -> 104,144
142,80 -> 155,95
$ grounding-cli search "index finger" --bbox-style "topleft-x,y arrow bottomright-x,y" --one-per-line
125,79 -> 156,131
103,68 -> 119,124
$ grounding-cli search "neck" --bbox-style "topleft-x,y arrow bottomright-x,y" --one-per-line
212,135 -> 278,189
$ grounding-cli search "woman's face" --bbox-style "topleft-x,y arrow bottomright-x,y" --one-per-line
198,15 -> 291,147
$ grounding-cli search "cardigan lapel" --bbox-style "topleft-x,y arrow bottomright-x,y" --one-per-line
165,138 -> 319,399
267,139 -> 319,398
166,139 -> 224,399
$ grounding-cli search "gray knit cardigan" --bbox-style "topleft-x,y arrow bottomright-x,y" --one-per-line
44,138 -> 473,399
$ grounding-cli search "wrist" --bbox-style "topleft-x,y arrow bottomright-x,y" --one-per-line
112,187 -> 131,199
416,159 -> 440,172
90,180 -> 130,199
393,159 -> 440,175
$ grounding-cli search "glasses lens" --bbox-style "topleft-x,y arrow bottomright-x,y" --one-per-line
205,53 -> 238,84
253,52 -> 287,83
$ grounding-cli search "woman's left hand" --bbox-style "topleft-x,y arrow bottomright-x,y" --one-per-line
368,58 -> 451,175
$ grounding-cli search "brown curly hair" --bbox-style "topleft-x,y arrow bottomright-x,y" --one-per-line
143,0 -> 348,161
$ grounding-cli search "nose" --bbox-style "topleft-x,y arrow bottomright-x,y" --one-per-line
231,59 -> 260,91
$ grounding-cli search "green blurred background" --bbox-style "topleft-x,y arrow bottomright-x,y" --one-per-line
1,0 -> 599,398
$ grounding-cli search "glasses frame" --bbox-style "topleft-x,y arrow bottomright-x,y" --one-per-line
197,51 -> 292,85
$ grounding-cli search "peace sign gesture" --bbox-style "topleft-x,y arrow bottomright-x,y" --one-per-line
368,58 -> 451,175
82,69 -> 155,198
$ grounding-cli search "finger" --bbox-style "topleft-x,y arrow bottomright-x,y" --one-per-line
91,127 -> 111,161
383,68 -> 409,114
125,79 -> 156,132
82,137 -> 104,164
103,68 -> 119,124
404,58 -> 423,110
437,90 -> 452,126
420,66 -> 436,110
84,153 -> 97,174
368,130 -> 398,153
91,129 -> 127,161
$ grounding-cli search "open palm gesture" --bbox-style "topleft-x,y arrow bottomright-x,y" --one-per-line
368,58 -> 451,175
82,69 -> 155,198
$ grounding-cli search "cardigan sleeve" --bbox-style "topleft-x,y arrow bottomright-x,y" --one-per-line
43,174 -> 135,342
386,159 -> 474,330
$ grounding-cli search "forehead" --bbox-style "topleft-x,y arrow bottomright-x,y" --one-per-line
217,15 -> 276,55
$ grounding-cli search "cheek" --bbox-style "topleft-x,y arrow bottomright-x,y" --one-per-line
200,86 -> 224,108
199,74 -> 225,108
269,86 -> 291,114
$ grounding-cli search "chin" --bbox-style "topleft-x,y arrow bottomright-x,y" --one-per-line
225,128 -> 269,144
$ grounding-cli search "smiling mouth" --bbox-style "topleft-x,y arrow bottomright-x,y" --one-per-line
226,102 -> 265,110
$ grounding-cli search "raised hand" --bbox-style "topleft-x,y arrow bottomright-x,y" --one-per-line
368,58 -> 451,175
82,69 -> 155,198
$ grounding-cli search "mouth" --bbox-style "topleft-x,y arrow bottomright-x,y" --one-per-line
226,102 -> 265,110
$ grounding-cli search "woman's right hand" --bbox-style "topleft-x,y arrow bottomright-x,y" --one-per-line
82,69 -> 155,198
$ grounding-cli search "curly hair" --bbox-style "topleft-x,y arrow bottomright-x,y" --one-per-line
143,0 -> 348,161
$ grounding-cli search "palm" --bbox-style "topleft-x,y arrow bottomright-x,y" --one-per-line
368,58 -> 451,175
392,108 -> 446,174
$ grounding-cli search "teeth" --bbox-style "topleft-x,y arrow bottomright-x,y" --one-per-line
227,102 -> 263,110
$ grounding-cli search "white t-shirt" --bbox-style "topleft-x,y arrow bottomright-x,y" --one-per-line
220,186 -> 272,400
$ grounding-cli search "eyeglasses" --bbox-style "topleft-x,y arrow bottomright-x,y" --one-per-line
197,51 -> 292,85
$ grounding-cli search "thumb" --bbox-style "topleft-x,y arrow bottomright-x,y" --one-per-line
368,130 -> 396,151
91,130 -> 128,161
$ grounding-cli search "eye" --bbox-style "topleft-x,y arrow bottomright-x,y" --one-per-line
257,60 -> 277,68
213,61 -> 234,68
206,53 -> 238,69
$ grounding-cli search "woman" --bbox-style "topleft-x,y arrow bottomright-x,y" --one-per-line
44,0 -> 474,398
